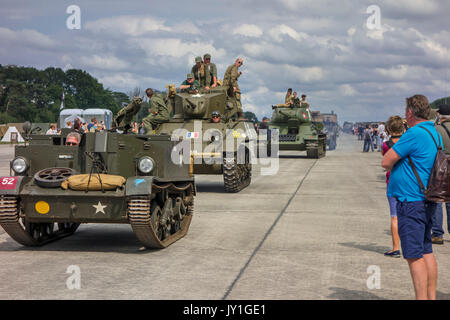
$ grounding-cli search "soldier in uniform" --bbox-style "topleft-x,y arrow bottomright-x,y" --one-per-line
223,58 -> 244,120
180,73 -> 200,93
301,94 -> 310,108
142,88 -> 169,133
191,56 -> 206,87
113,97 -> 143,131
203,53 -> 217,89
285,88 -> 293,106
292,92 -> 300,107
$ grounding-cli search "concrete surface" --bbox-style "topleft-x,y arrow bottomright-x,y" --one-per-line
0,134 -> 449,300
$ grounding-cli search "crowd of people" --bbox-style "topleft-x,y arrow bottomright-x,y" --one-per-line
378,94 -> 449,300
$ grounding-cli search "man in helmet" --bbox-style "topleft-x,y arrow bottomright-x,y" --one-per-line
211,111 -> 222,123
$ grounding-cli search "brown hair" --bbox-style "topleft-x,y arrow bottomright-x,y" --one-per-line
406,94 -> 430,120
386,115 -> 404,136
145,88 -> 154,97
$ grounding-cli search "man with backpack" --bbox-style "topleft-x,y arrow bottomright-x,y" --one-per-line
382,94 -> 443,300
431,104 -> 450,245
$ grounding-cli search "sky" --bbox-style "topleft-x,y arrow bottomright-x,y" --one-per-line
0,0 -> 449,123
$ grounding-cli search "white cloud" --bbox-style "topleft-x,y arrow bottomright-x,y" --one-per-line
137,38 -> 226,59
382,0 -> 439,15
0,27 -> 56,49
268,24 -> 308,42
85,16 -> 171,36
79,55 -> 129,71
232,24 -> 263,38
347,27 -> 356,37
339,84 -> 357,96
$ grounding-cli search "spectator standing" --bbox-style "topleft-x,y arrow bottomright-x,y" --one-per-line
382,116 -> 405,257
378,121 -> 386,150
65,120 -> 72,129
372,126 -> 379,150
358,125 -> 364,140
87,118 -> 96,131
382,94 -> 442,300
431,104 -> 450,244
363,125 -> 374,152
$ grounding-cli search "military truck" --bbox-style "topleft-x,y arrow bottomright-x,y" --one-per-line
154,85 -> 256,193
0,122 -> 195,249
269,104 -> 326,158
321,112 -> 339,150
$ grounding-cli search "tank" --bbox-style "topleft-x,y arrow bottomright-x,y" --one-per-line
268,103 -> 326,158
0,122 -> 195,249
321,112 -> 339,150
154,85 -> 256,193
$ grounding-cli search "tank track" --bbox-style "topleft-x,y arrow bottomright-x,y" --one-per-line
128,185 -> 194,249
0,195 -> 79,246
223,155 -> 252,193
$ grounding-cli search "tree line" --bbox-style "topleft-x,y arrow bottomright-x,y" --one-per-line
0,64 -> 130,124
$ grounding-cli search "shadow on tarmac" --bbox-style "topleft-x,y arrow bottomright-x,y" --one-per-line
338,242 -> 391,254
196,182 -> 228,193
0,225 -> 160,254
327,287 -> 386,300
437,291 -> 450,300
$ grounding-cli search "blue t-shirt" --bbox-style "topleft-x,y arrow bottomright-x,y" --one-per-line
387,121 -> 443,202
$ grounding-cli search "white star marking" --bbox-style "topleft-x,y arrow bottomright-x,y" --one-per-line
93,201 -> 107,214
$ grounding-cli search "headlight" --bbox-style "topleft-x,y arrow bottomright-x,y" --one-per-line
138,157 -> 154,174
12,157 -> 27,174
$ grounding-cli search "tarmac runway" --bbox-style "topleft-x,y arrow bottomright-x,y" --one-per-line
0,134 -> 449,300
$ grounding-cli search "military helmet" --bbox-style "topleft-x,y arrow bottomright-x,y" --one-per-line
187,73 -> 194,79
211,111 -> 220,118
204,53 -> 211,59
195,56 -> 202,63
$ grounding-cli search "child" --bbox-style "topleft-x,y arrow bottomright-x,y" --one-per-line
382,115 -> 405,257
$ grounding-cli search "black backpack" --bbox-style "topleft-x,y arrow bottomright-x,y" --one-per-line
408,126 -> 450,202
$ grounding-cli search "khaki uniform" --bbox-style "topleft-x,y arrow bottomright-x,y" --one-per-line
113,97 -> 142,130
191,64 -> 206,87
143,95 -> 169,132
204,63 -> 217,87
223,64 -> 242,112
436,120 -> 450,155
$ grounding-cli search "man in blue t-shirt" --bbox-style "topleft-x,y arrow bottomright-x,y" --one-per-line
382,94 -> 443,300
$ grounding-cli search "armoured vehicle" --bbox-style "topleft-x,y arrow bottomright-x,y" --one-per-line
154,85 -> 256,193
0,122 -> 195,249
269,103 -> 326,158
321,112 -> 339,150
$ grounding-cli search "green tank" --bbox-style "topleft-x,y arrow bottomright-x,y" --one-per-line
154,85 -> 256,193
269,104 -> 326,158
0,122 -> 195,249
